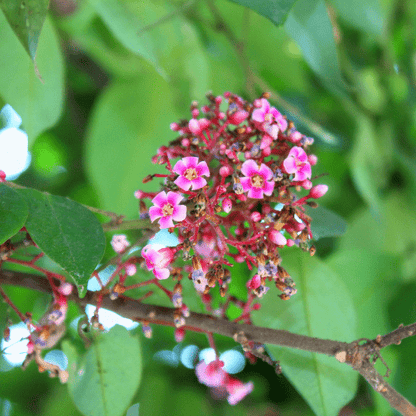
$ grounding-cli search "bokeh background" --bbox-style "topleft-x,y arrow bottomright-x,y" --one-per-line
1,0 -> 416,415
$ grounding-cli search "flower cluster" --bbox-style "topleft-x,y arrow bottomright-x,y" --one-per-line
136,92 -> 327,302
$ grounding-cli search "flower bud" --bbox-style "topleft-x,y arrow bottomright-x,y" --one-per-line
251,212 -> 261,222
219,166 -> 232,177
174,327 -> 186,342
268,230 -> 287,246
228,110 -> 249,125
308,154 -> 318,165
222,198 -> 232,213
309,185 -> 328,199
0,170 -> 6,182
189,119 -> 202,135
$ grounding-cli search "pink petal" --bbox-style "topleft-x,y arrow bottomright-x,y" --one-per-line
260,98 -> 270,113
166,191 -> 184,206
241,159 -> 259,177
283,157 -> 297,174
290,146 -> 307,162
247,188 -> 264,199
172,204 -> 187,222
195,161 -> 210,177
258,163 -> 273,181
153,267 -> 170,280
173,159 -> 187,175
174,176 -> 192,191
270,107 -> 280,120
149,206 -> 163,222
182,156 -> 199,169
252,107 -> 266,123
277,116 -> 288,131
190,177 -> 207,190
151,191 -> 168,208
265,124 -> 278,139
159,216 -> 174,229
262,180 -> 275,196
240,177 -> 252,192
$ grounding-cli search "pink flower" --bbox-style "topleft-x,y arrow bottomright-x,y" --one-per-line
141,245 -> 173,280
240,160 -> 274,199
252,98 -> 287,139
283,147 -> 312,182
195,359 -> 227,388
149,191 -> 187,229
111,234 -> 130,253
173,157 -> 210,191
225,378 -> 254,405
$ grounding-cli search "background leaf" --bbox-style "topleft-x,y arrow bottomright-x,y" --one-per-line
307,205 -> 347,240
63,325 -> 142,416
0,184 -> 28,244
226,0 -> 298,26
0,0 -> 49,60
253,250 -> 358,416
284,0 -> 346,95
329,0 -> 384,37
85,74 -> 179,218
16,188 -> 105,296
0,13 -> 64,143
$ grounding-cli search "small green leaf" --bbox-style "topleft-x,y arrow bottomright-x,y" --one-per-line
63,326 -> 142,416
226,0 -> 298,26
0,13 -> 64,143
253,251 -> 358,416
285,0 -> 346,96
0,184 -> 28,244
0,0 -> 49,61
16,188 -> 105,297
307,205 -> 347,241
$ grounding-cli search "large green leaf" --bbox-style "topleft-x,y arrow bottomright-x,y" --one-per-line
16,188 -> 105,297
226,0 -> 298,26
307,205 -> 347,241
0,13 -> 64,143
329,0 -> 384,37
63,326 -> 142,416
85,74 -> 179,218
252,250 -> 358,416
284,0 -> 346,96
0,0 -> 49,61
0,184 -> 28,244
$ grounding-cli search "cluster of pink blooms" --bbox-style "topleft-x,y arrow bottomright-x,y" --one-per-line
127,92 -> 327,404
135,92 -> 327,302
196,359 -> 254,405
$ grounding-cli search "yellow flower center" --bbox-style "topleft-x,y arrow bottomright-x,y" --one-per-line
162,203 -> 174,217
251,174 -> 264,188
184,168 -> 198,181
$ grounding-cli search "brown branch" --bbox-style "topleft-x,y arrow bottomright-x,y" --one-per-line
1,269 -> 416,415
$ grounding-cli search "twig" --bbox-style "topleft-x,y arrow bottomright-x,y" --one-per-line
1,269 -> 416,415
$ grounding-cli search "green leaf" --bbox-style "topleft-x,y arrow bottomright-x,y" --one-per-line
349,114 -> 384,217
0,14 -> 64,143
306,205 -> 347,241
284,0 -> 346,96
85,74 -> 179,218
329,0 -> 384,37
0,184 -> 28,244
63,326 -> 142,416
226,0 -> 298,26
0,0 -> 49,61
253,250 -> 358,416
16,188 -> 105,297
87,0 -> 165,77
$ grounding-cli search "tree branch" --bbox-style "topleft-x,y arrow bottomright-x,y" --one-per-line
1,269 -> 416,415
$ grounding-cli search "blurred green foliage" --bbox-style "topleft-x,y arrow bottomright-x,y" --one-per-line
1,0 -> 416,415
